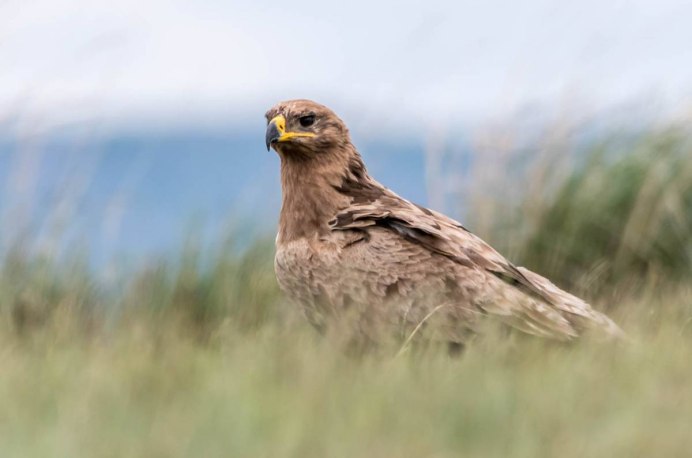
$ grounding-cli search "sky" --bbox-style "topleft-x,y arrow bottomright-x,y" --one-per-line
2,0 -> 692,135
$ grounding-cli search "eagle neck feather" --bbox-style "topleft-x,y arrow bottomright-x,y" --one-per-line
278,144 -> 375,243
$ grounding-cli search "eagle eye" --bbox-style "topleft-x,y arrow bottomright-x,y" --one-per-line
299,115 -> 315,127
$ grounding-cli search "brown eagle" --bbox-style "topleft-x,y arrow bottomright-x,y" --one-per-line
265,99 -> 622,346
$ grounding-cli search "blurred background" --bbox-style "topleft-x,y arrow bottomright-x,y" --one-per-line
2,0 -> 692,267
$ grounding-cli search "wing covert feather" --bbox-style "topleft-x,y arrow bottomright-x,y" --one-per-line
329,190 -> 620,339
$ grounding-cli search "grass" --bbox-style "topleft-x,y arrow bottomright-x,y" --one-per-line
1,289 -> 692,458
518,129 -> 692,292
1,122 -> 692,457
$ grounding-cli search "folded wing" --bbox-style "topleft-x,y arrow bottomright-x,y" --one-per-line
329,189 -> 623,340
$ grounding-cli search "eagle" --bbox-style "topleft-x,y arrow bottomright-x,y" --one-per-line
265,99 -> 622,347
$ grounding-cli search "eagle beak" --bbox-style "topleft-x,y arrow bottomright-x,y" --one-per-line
265,116 -> 282,151
265,114 -> 316,151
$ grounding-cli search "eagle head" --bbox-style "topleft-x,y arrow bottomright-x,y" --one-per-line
265,99 -> 350,157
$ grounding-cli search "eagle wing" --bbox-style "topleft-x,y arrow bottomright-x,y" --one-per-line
329,190 -> 622,340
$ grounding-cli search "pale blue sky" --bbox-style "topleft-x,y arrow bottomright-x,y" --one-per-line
2,0 -> 692,132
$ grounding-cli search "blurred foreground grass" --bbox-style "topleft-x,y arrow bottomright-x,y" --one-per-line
1,124 -> 692,457
1,288 -> 691,458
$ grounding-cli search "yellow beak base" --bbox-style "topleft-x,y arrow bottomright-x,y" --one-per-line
265,115 -> 315,150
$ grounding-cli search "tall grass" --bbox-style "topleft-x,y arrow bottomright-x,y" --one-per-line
0,235 -> 281,340
519,129 -> 692,292
1,289 -> 691,457
466,124 -> 692,300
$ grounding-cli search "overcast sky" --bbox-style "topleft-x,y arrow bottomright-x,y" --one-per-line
2,0 -> 692,132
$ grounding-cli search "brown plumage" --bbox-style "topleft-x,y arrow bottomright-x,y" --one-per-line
265,99 -> 623,345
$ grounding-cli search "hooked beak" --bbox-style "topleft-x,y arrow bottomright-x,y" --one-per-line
265,118 -> 281,151
265,115 -> 316,151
